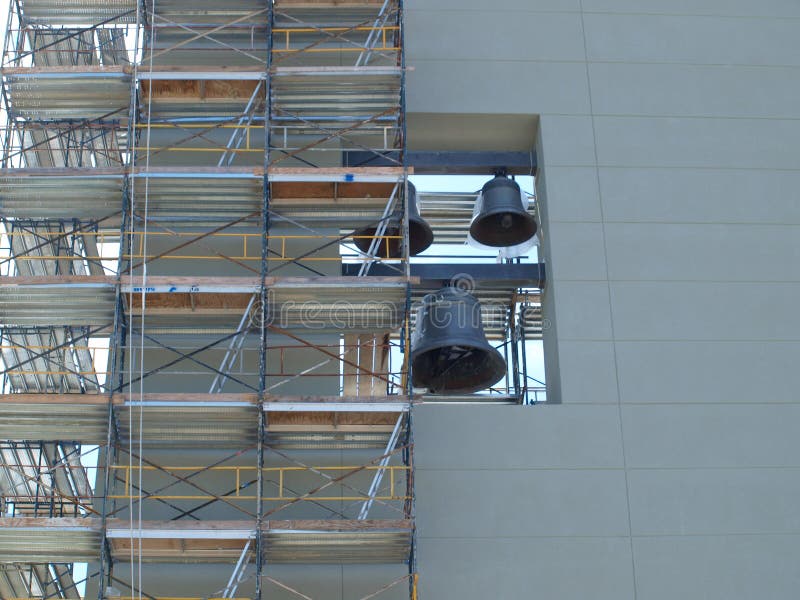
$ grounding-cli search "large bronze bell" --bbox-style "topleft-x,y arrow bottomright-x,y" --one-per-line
411,287 -> 506,394
469,174 -> 537,247
353,182 -> 433,257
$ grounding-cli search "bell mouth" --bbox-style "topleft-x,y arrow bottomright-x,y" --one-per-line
411,343 -> 506,394
353,219 -> 434,257
352,225 -> 402,257
409,217 -> 434,255
469,211 -> 538,247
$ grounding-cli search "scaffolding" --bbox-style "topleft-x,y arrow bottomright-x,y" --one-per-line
0,1 -> 542,599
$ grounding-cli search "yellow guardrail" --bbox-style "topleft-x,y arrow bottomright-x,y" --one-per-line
2,231 -> 404,263
109,464 -> 410,502
273,25 -> 400,54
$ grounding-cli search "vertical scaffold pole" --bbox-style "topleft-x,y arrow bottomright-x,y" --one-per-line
97,0 -> 142,581
256,4 -> 274,600
519,303 -> 530,404
510,304 -> 521,401
396,1 -> 417,597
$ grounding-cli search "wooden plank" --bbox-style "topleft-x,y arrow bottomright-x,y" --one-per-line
0,165 -> 406,179
264,519 -> 412,531
0,275 -> 113,286
263,395 -> 410,403
110,538 -> 246,555
105,519 -> 410,533
141,79 -> 259,100
0,517 -> 100,530
0,394 -> 108,405
123,275 -> 410,287
1,394 -> 407,405
268,167 -> 405,177
121,275 -> 260,287
0,167 -> 125,177
132,165 -> 263,176
106,519 -> 253,532
0,275 -> 414,288
1,66 -> 128,75
267,424 -> 395,432
139,65 -> 266,74
126,292 -> 253,311
269,276 -> 414,285
268,411 -> 399,427
275,0 -> 385,7
270,181 -> 395,200
271,66 -> 401,74
118,393 -> 258,403
0,393 -> 259,406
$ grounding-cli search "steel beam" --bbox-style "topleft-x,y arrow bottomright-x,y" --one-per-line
345,150 -> 537,174
343,261 -> 545,287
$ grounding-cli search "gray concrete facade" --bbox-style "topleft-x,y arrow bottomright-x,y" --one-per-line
407,1 -> 800,597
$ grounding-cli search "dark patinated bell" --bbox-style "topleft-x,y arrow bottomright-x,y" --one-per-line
411,287 -> 506,394
469,174 -> 537,247
353,182 -> 433,257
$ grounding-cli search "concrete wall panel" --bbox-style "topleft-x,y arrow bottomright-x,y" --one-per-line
615,341 -> 800,403
593,116 -> 800,170
633,535 -> 800,600
582,0 -> 800,18
417,538 -> 635,600
628,468 -> 800,535
604,223 -> 800,282
589,63 -> 800,119
407,11 -> 585,62
598,168 -> 800,225
622,404 -> 800,468
416,468 -> 630,538
583,14 -> 800,65
557,340 -> 620,404
610,281 -> 800,340
414,405 -> 624,470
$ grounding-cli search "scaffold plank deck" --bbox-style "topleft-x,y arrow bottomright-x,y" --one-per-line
0,392 -> 410,406
103,519 -> 412,564
275,0 -> 386,6
0,165 -> 406,178
0,517 -> 102,563
3,72 -> 131,121
263,519 -> 412,564
0,517 -> 410,565
0,167 -> 404,220
18,0 -> 137,25
0,395 -> 108,442
0,393 -> 409,446
0,276 -> 413,330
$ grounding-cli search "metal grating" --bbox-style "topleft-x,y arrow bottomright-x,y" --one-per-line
271,67 -> 401,123
0,283 -> 116,327
19,0 -> 137,25
4,73 -> 131,121
263,520 -> 412,564
131,175 -> 262,222
0,173 -> 123,220
268,278 -> 407,332
0,518 -> 102,563
117,403 -> 260,447
0,402 -> 107,442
